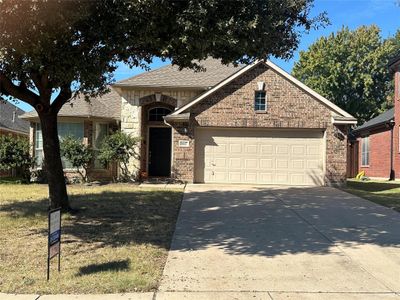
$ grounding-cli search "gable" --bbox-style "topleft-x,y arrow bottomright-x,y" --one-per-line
190,63 -> 335,129
170,61 -> 356,123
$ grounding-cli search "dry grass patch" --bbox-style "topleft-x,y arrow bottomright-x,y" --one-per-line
0,183 -> 183,294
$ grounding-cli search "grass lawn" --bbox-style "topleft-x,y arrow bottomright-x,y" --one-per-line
343,179 -> 400,212
0,183 -> 183,294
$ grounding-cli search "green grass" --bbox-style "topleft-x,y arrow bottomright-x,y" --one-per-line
0,176 -> 25,184
0,183 -> 183,294
343,179 -> 400,212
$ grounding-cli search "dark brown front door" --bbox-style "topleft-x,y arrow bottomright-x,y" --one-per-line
148,127 -> 172,177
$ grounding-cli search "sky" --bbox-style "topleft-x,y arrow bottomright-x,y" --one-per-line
14,0 -> 400,112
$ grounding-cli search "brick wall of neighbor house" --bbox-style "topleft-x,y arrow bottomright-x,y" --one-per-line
120,88 -> 201,177
358,128 -> 392,178
171,63 -> 349,185
393,64 -> 400,177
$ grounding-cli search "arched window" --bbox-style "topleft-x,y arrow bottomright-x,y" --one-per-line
148,107 -> 172,121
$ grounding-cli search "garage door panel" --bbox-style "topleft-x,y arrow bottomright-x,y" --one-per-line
245,159 -> 258,169
229,172 -> 242,182
260,159 -> 273,169
195,128 -> 324,186
229,158 -> 241,168
260,145 -> 274,154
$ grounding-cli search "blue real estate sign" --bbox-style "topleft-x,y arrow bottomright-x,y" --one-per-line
47,208 -> 61,280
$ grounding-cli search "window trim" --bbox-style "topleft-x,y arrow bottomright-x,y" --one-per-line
148,107 -> 172,122
254,90 -> 267,112
361,136 -> 370,167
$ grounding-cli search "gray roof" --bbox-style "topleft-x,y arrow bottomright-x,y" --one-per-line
21,88 -> 121,121
0,100 -> 29,134
353,108 -> 394,133
389,53 -> 400,68
114,58 -> 244,89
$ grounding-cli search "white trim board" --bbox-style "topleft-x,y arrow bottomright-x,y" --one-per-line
171,60 -> 356,121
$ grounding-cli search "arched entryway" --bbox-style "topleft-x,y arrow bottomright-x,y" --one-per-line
139,101 -> 174,178
147,107 -> 172,176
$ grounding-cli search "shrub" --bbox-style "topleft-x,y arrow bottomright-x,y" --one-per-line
0,135 -> 33,182
98,131 -> 140,181
60,136 -> 93,183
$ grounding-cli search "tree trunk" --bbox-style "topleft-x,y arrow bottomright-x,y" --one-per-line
39,112 -> 70,210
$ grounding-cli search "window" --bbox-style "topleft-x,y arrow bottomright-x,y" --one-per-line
361,136 -> 370,166
148,107 -> 172,121
35,123 -> 44,168
35,122 -> 84,169
93,123 -> 109,169
255,91 -> 266,111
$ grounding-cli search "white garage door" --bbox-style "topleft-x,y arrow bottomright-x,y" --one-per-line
195,128 -> 325,186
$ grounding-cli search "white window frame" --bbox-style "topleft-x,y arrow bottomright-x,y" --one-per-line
254,90 -> 267,112
34,123 -> 44,169
361,136 -> 370,167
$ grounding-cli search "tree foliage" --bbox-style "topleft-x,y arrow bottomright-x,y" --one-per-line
98,132 -> 140,182
0,0 -> 326,209
292,26 -> 400,124
0,135 -> 33,182
60,136 -> 93,183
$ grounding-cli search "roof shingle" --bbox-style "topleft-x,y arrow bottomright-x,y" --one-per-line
114,58 -> 244,89
353,108 -> 394,133
0,100 -> 29,134
21,88 -> 121,120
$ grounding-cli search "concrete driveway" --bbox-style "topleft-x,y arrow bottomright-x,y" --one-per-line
158,185 -> 400,299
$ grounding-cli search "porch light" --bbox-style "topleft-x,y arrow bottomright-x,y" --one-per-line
155,92 -> 162,102
257,81 -> 265,91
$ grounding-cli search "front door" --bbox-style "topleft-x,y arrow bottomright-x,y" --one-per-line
148,127 -> 172,177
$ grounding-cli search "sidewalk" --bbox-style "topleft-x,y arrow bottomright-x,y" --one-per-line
0,293 -> 154,300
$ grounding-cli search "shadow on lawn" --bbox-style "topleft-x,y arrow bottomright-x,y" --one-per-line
77,259 -> 130,276
2,185 -> 400,259
0,189 -> 182,250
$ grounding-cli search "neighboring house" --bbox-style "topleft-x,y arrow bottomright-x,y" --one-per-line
0,100 -> 29,177
21,58 -> 357,185
0,100 -> 29,137
113,58 -> 356,186
349,55 -> 400,180
21,89 -> 121,181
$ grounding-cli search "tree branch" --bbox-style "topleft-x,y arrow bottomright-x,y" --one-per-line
0,73 -> 40,106
51,84 -> 72,113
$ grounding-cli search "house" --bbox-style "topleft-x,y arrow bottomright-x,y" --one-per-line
348,55 -> 400,180
21,89 -> 121,181
22,58 -> 357,185
0,100 -> 29,177
0,100 -> 29,137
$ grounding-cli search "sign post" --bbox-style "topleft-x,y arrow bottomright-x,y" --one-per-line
47,208 -> 61,280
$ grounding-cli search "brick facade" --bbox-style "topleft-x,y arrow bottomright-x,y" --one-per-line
169,64 -> 349,185
351,59 -> 400,180
358,128 -> 392,178
394,64 -> 400,177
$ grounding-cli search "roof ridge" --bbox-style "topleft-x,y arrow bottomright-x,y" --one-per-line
115,63 -> 172,85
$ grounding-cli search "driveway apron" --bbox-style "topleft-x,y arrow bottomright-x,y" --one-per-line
159,184 -> 400,298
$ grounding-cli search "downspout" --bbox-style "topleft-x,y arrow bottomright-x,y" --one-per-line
389,119 -> 395,181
